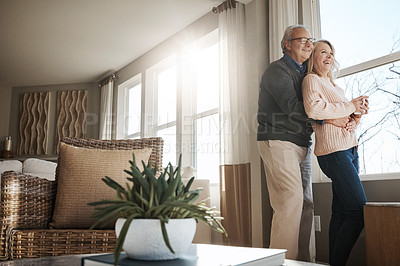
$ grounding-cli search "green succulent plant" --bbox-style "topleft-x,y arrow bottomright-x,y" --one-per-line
88,154 -> 227,265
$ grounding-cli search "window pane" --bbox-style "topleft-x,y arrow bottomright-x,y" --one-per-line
195,114 -> 220,183
127,83 -> 141,136
336,61 -> 400,174
196,43 -> 219,114
157,66 -> 177,125
320,0 -> 400,68
157,126 -> 176,167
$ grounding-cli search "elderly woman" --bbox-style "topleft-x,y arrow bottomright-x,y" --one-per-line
302,39 -> 369,266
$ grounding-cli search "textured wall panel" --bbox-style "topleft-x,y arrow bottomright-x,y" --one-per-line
18,92 -> 50,155
55,90 -> 88,153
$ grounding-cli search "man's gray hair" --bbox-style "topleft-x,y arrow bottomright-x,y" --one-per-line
281,25 -> 311,53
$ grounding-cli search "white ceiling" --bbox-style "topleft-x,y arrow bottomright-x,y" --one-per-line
0,0 -> 226,88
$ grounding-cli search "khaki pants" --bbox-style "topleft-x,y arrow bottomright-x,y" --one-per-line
258,140 -> 314,261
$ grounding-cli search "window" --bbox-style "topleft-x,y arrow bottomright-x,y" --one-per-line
319,0 -> 400,177
195,114 -> 220,183
336,64 -> 400,175
116,74 -> 142,139
117,29 -> 220,183
188,39 -> 220,183
145,55 -> 178,167
320,0 -> 400,69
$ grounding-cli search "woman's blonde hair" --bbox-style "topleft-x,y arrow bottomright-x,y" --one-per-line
307,39 -> 340,85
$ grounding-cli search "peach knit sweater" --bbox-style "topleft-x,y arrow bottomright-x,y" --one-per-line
302,74 -> 357,156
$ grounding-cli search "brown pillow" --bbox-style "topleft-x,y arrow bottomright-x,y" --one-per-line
49,142 -> 152,229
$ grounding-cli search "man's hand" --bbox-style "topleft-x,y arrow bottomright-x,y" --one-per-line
345,119 -> 357,132
325,116 -> 350,128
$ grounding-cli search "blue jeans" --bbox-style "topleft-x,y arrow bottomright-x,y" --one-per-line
317,147 -> 367,266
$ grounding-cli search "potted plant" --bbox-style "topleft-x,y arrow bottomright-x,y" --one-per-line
88,154 -> 227,265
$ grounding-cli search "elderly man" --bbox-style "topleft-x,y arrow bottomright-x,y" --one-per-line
257,25 -> 316,261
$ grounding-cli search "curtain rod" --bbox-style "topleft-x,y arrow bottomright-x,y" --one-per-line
98,73 -> 117,87
212,0 -> 237,14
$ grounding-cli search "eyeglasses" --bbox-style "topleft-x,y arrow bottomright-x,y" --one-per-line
289,37 -> 316,44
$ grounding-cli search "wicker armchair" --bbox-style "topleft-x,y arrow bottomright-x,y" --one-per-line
0,137 -> 163,260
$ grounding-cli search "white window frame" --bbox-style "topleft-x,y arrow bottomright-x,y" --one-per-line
144,54 -> 178,166
116,74 -> 142,139
338,52 -> 400,79
116,29 -> 220,181
180,29 -> 220,172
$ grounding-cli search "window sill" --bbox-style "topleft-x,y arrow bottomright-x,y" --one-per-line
314,172 -> 400,183
360,172 -> 400,181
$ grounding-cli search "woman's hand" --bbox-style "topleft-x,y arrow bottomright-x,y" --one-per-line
351,96 -> 369,114
362,98 -> 369,114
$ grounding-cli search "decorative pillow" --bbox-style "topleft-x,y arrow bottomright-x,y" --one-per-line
181,166 -> 197,179
23,158 -> 57,180
0,160 -> 22,175
49,142 -> 152,229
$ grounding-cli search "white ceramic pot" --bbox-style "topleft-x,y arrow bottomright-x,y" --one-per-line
115,218 -> 196,260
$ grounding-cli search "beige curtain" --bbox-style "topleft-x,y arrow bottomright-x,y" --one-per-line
269,0 -> 298,62
217,0 -> 252,247
220,164 -> 252,246
99,75 -> 114,140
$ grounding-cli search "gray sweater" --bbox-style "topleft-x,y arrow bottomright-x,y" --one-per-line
257,57 -> 313,148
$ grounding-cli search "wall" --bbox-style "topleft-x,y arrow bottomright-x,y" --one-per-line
313,178 -> 400,265
9,82 -> 99,156
0,85 -> 12,150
